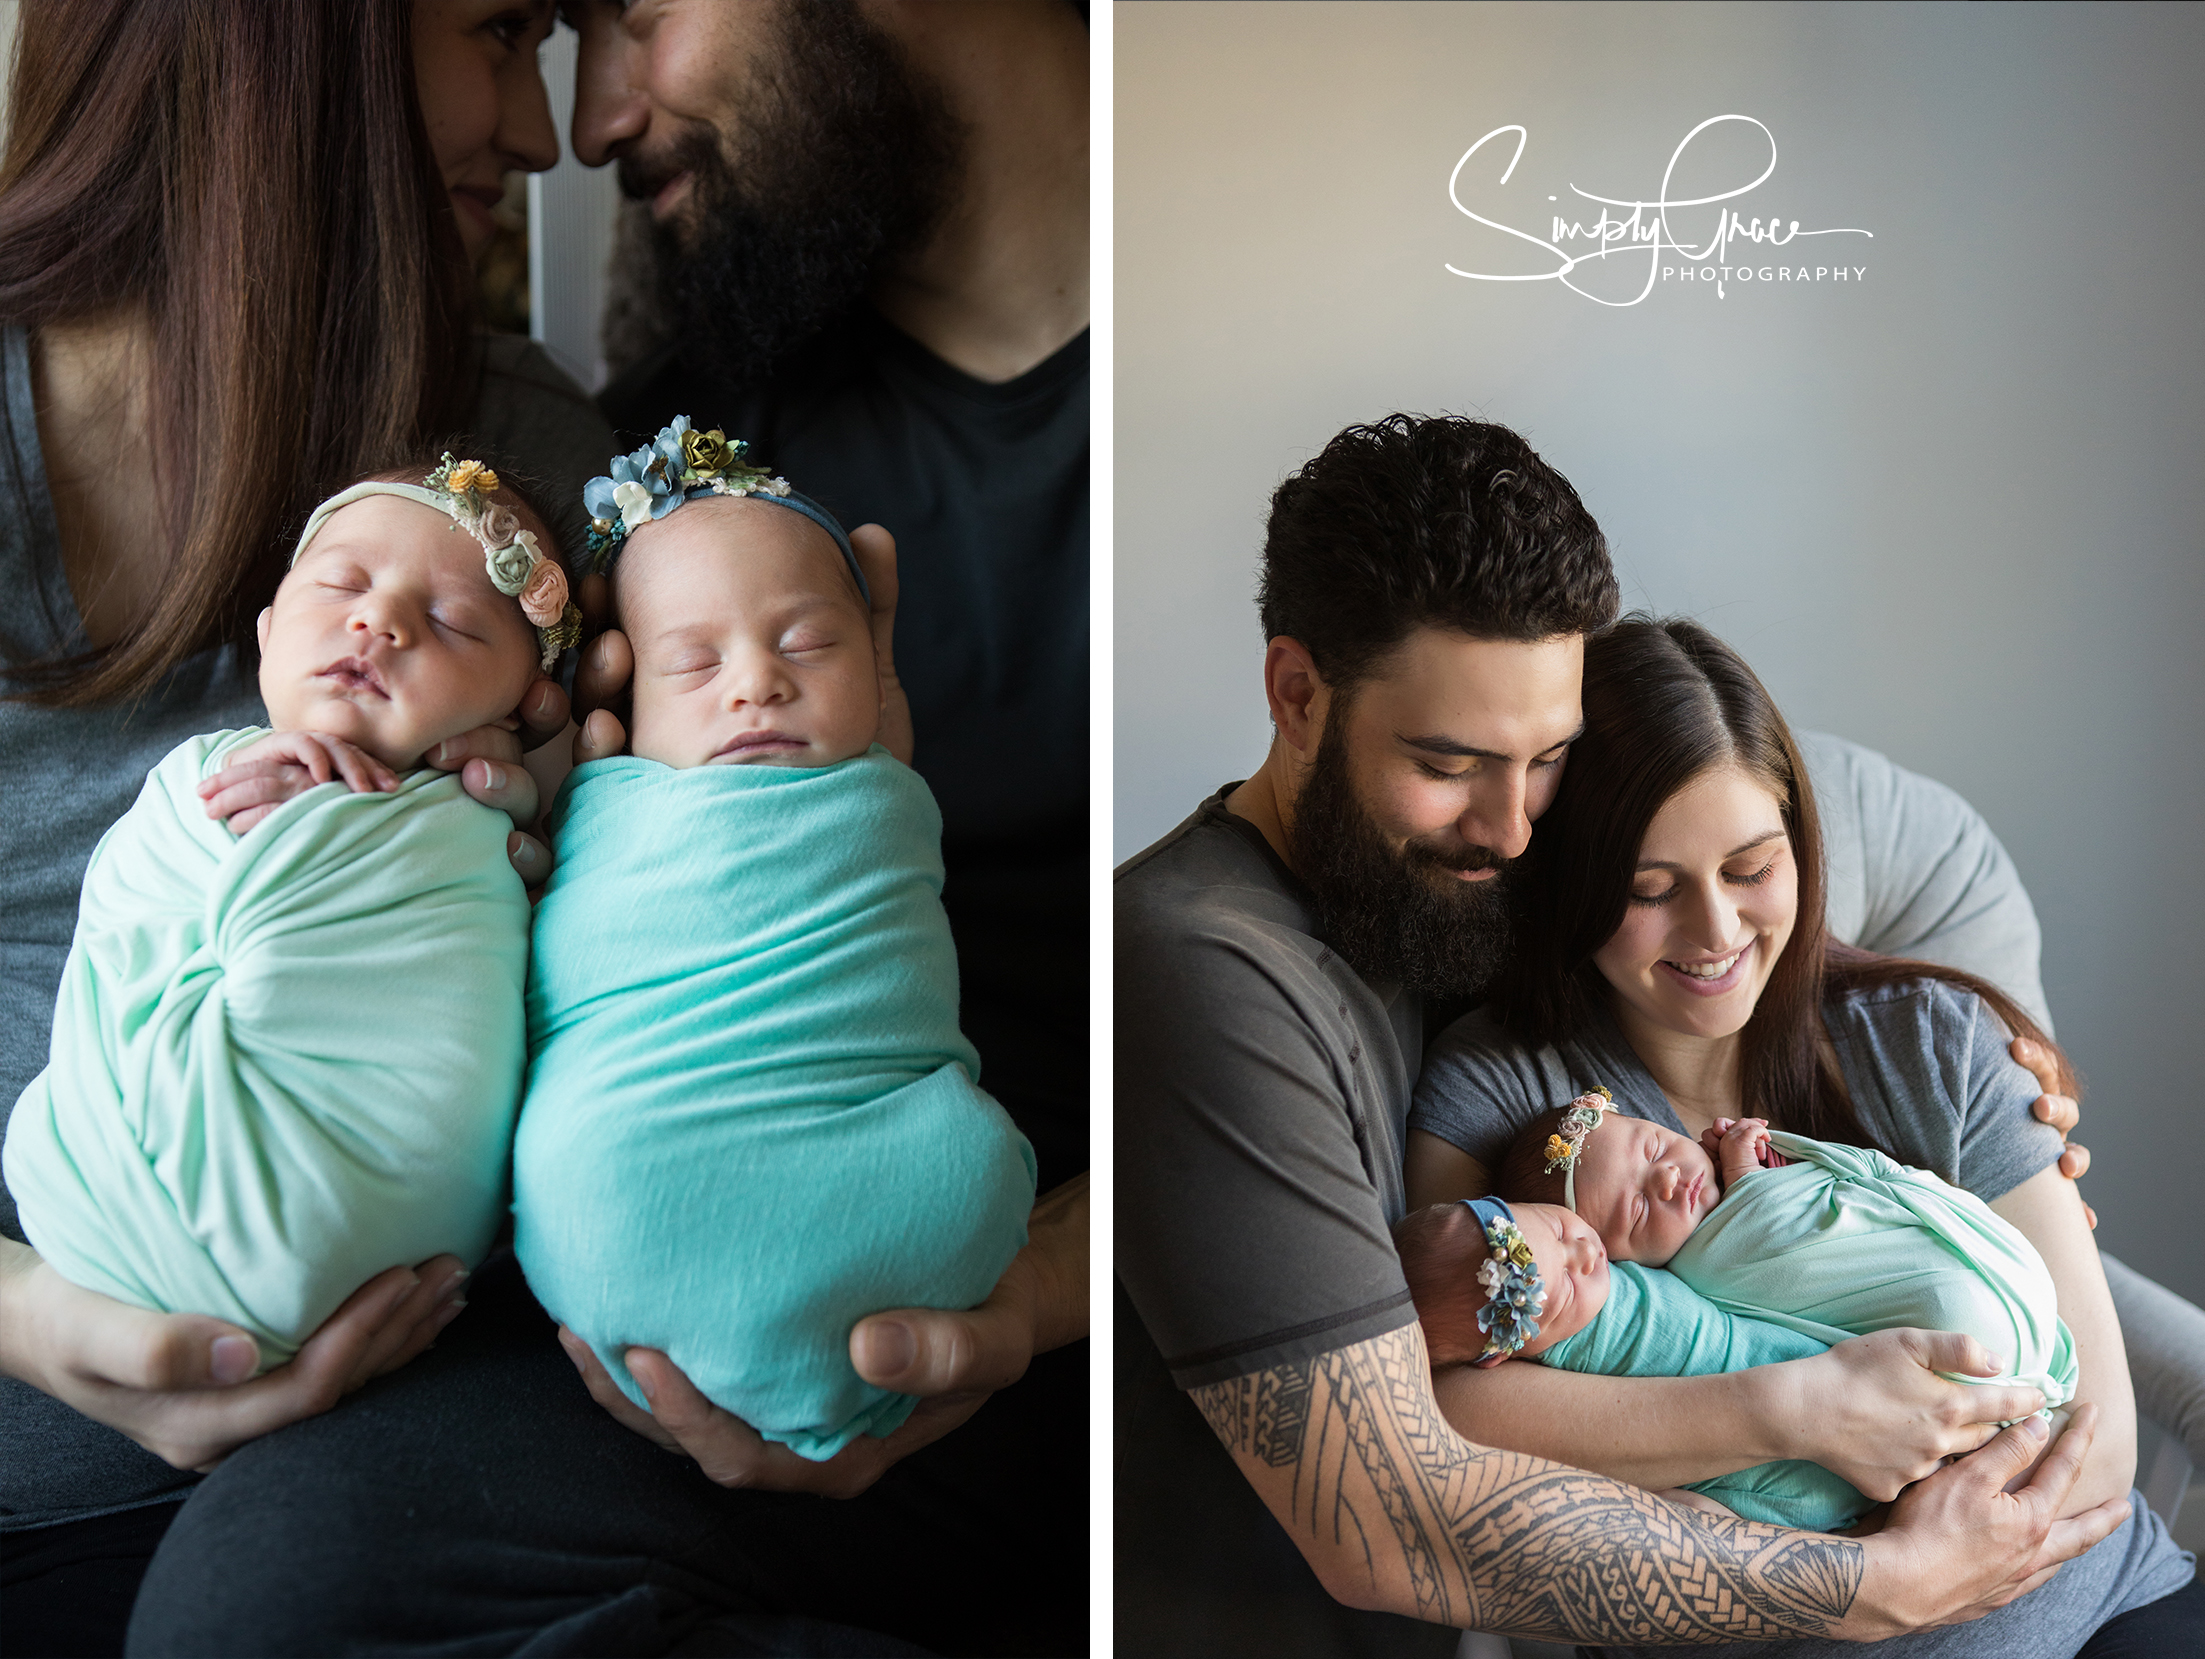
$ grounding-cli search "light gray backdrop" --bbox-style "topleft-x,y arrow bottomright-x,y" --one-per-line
1114,0 -> 2204,1307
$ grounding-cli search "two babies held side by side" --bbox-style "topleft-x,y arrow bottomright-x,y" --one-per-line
5,425 -> 1034,1461
1396,1092 -> 2076,1530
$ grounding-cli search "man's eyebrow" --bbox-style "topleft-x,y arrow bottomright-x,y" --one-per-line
1635,828 -> 1788,872
1394,723 -> 1585,761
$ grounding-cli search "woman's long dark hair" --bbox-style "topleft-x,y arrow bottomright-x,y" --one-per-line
1501,615 -> 2073,1142
0,0 -> 478,706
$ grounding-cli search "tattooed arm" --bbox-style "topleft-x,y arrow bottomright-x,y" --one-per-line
1190,1321 -> 2128,1643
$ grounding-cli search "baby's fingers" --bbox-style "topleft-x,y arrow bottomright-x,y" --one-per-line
308,735 -> 397,795
200,768 -> 312,825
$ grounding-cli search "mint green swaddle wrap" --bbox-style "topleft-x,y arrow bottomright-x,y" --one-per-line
1668,1129 -> 2075,1410
1542,1262 -> 1873,1531
514,748 -> 1037,1461
3,729 -> 529,1363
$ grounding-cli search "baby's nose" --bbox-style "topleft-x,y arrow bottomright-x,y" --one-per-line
1655,1164 -> 1681,1201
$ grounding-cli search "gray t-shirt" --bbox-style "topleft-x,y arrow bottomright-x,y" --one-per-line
0,324 -> 614,1530
1116,789 -> 1448,1659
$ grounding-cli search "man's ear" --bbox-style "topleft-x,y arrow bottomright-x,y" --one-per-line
1262,636 -> 1331,757
255,607 -> 273,654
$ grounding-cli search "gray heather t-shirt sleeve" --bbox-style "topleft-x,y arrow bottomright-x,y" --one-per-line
1115,862 -> 1416,1390
1829,980 -> 2063,1201
1409,1008 -> 1579,1175
1799,730 -> 2052,1033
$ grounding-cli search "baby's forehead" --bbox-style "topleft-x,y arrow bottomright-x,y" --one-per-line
618,500 -> 861,611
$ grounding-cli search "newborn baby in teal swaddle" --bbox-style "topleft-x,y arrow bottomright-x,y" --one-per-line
5,456 -> 583,1362
515,421 -> 1036,1461
1397,1100 -> 2076,1530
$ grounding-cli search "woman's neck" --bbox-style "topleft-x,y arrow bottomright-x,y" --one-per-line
31,311 -> 165,648
1606,993 -> 1745,1136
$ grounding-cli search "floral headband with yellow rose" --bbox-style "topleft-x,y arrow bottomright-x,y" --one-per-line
1543,1087 -> 1621,1215
290,455 -> 583,671
581,415 -> 869,603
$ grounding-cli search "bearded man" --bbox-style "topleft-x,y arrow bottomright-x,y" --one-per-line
1114,413 -> 2142,1656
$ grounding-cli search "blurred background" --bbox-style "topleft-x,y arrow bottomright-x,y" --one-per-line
1115,0 -> 2202,1531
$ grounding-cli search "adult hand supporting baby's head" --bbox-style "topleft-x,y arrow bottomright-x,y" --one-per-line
430,677 -> 568,886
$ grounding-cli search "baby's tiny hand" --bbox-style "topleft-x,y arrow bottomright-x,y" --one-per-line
1715,1117 -> 1782,1186
198,731 -> 397,835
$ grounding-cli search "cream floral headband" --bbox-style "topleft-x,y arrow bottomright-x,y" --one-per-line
290,455 -> 583,671
1543,1087 -> 1620,1215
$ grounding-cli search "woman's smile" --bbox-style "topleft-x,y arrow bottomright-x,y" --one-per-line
1656,938 -> 1755,997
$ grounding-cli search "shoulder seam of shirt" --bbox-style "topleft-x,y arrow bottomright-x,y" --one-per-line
1163,1289 -> 1417,1374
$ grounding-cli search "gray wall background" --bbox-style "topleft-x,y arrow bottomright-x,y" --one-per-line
1115,1 -> 2204,1306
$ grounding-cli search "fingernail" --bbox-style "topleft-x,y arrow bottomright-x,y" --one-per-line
483,763 -> 505,790
432,1298 -> 467,1332
635,1365 -> 656,1402
2025,1414 -> 2050,1440
533,685 -> 556,718
210,1335 -> 259,1384
435,1267 -> 470,1305
512,839 -> 538,866
855,1319 -> 916,1378
432,740 -> 451,766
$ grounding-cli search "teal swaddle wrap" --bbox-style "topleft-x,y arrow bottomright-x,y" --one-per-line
1542,1263 -> 1873,1530
1669,1129 -> 2075,1409
514,748 -> 1037,1461
3,729 -> 529,1362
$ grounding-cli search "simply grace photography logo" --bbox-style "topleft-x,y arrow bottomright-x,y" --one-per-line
1444,115 -> 1872,306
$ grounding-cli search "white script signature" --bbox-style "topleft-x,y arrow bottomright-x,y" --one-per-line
1445,116 -> 1871,305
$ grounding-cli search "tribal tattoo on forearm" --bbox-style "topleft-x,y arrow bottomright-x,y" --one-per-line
1191,1324 -> 1862,1644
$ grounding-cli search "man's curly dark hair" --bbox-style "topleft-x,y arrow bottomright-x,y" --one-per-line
1258,414 -> 1619,691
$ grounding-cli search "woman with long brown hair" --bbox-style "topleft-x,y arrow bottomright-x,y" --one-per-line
1404,616 -> 2199,1655
0,2 -> 611,1647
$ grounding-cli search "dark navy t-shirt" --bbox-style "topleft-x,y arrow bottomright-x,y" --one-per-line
603,308 -> 1090,1192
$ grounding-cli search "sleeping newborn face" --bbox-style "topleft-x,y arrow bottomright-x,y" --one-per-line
257,494 -> 541,769
1568,1115 -> 1721,1267
1508,1202 -> 1611,1358
617,497 -> 882,770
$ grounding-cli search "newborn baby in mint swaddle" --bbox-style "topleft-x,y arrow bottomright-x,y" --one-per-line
515,421 -> 1036,1461
1397,1101 -> 2075,1531
5,456 -> 582,1363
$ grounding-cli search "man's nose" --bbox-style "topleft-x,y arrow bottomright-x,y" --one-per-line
1456,769 -> 1533,861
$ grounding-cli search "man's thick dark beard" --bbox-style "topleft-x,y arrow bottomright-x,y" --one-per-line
641,0 -> 964,390
1289,719 -> 1519,1000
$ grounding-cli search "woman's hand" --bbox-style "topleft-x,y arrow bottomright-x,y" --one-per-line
1779,1327 -> 2048,1500
2011,1036 -> 2093,1227
565,523 -> 915,771
431,678 -> 569,886
1849,1404 -> 2131,1637
197,731 -> 397,834
0,1237 -> 468,1472
559,1173 -> 1088,1497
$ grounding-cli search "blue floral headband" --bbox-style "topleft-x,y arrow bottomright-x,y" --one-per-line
581,416 -> 868,604
1463,1197 -> 1546,1364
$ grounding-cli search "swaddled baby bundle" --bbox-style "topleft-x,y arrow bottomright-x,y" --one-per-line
4,729 -> 529,1361
1669,1130 -> 2076,1408
515,749 -> 1037,1461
